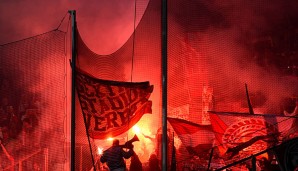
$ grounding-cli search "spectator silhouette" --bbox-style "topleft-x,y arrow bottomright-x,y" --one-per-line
129,152 -> 142,171
100,139 -> 134,171
148,153 -> 161,171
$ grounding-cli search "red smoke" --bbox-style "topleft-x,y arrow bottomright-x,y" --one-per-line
0,0 -> 149,54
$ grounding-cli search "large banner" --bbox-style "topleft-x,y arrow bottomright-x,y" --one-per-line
76,69 -> 153,139
209,111 -> 298,164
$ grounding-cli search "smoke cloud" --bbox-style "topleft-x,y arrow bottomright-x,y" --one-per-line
0,0 -> 297,169
168,0 -> 298,114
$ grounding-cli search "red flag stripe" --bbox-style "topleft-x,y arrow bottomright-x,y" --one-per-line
167,117 -> 212,135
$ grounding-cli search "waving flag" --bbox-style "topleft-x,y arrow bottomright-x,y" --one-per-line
208,111 -> 297,163
76,69 -> 153,139
167,117 -> 214,156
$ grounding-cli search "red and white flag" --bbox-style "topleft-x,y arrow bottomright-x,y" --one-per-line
208,111 -> 297,161
167,117 -> 214,155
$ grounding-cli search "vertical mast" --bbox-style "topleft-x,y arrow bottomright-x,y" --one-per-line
161,0 -> 168,170
69,10 -> 77,171
245,83 -> 254,114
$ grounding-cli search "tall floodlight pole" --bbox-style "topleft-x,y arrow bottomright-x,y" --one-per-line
69,10 -> 77,171
161,0 -> 168,170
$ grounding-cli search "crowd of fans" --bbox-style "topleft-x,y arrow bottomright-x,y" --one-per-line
0,94 -> 40,146
0,78 -> 41,170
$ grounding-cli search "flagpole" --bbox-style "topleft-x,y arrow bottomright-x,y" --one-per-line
245,83 -> 254,114
207,147 -> 214,171
161,0 -> 168,170
69,10 -> 77,171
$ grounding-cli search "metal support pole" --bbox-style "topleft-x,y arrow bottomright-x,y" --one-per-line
69,10 -> 77,171
161,0 -> 168,170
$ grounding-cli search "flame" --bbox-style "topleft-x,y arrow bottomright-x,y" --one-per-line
127,119 -> 157,163
97,147 -> 103,155
107,137 -> 114,141
132,125 -> 141,134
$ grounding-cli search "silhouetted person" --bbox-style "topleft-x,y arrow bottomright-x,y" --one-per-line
100,139 -> 134,171
129,152 -> 142,171
148,153 -> 161,171
260,157 -> 275,171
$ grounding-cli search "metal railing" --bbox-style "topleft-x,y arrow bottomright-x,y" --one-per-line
3,148 -> 48,171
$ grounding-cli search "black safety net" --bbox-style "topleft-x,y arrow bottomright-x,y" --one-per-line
75,0 -> 298,170
74,0 -> 162,170
166,0 -> 298,170
1,0 -> 298,171
0,30 -> 67,170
